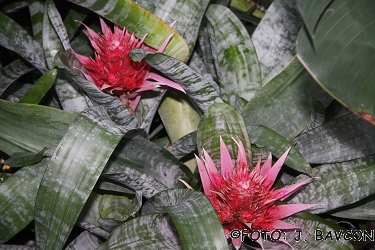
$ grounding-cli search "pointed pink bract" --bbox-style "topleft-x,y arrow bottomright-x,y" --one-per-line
73,18 -> 184,113
196,138 -> 314,248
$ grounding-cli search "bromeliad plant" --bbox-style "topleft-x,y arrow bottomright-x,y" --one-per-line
1,0 -> 375,249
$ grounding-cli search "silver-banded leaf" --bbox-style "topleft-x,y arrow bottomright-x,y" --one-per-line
141,188 -> 229,250
197,102 -> 252,171
297,0 -> 375,125
330,196 -> 375,221
67,0 -> 189,62
64,231 -> 101,250
99,192 -> 141,222
288,157 -> 375,214
3,147 -> 47,168
130,49 -> 223,113
0,59 -> 34,96
70,75 -> 138,128
42,0 -> 64,70
0,160 -> 48,243
168,131 -> 197,160
248,125 -> 312,175
0,12 -> 46,73
293,113 -> 375,164
242,56 -> 331,140
18,68 -> 57,104
153,0 -> 210,55
0,99 -> 76,156
28,0 -> 45,42
105,138 -> 192,189
252,0 -> 302,79
97,214 -> 183,249
35,107 -> 125,250
46,0 -> 70,50
206,4 -> 261,107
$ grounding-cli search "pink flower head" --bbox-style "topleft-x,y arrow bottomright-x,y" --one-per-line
74,18 -> 185,113
195,137 -> 315,249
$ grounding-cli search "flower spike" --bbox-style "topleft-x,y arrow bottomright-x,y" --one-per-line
73,18 -> 185,113
195,138 -> 315,249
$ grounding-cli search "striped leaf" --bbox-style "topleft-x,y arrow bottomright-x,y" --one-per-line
206,4 -> 261,107
63,4 -> 88,40
18,68 -> 57,104
248,125 -> 312,175
0,12 -> 46,73
252,0 -> 302,79
64,231 -> 101,250
197,102 -> 252,171
0,59 -> 33,96
141,189 -> 229,250
46,0 -> 70,50
67,0 -> 189,62
288,157 -> 375,214
0,99 -> 76,156
242,56 -> 332,140
0,160 -> 48,243
153,0 -> 210,55
28,0 -> 45,42
130,49 -> 223,113
330,196 -> 375,221
34,107 -> 125,250
97,214 -> 183,249
293,113 -> 375,164
168,131 -> 197,160
42,0 -> 64,69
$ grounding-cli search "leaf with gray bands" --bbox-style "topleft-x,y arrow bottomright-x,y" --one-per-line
34,107 -> 125,250
0,12 -> 46,73
130,49 -> 223,113
252,0 -> 302,79
288,157 -> 375,214
206,4 -> 261,107
64,230 -> 101,250
197,102 -> 252,171
0,160 -> 48,243
0,60 -> 34,96
46,0 -> 71,50
141,189 -> 229,250
28,0 -> 45,42
97,214 -> 183,250
168,131 -> 197,160
293,113 -> 375,164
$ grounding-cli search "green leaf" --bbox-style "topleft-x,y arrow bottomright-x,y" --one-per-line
63,4 -> 88,40
297,0 -> 375,124
67,0 -> 189,62
330,195 -> 375,221
0,59 -> 34,96
296,0 -> 334,39
288,157 -> 375,214
0,100 -> 76,156
3,147 -> 48,168
34,107 -> 125,250
252,0 -> 303,79
130,49 -> 223,113
205,4 -> 261,107
97,214 -> 183,249
18,68 -> 57,104
242,56 -> 331,140
248,125 -> 312,175
0,12 -> 46,72
0,160 -> 48,243
293,113 -> 375,164
141,189 -> 229,250
99,193 -> 141,221
197,102 -> 252,171
168,131 -> 197,160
